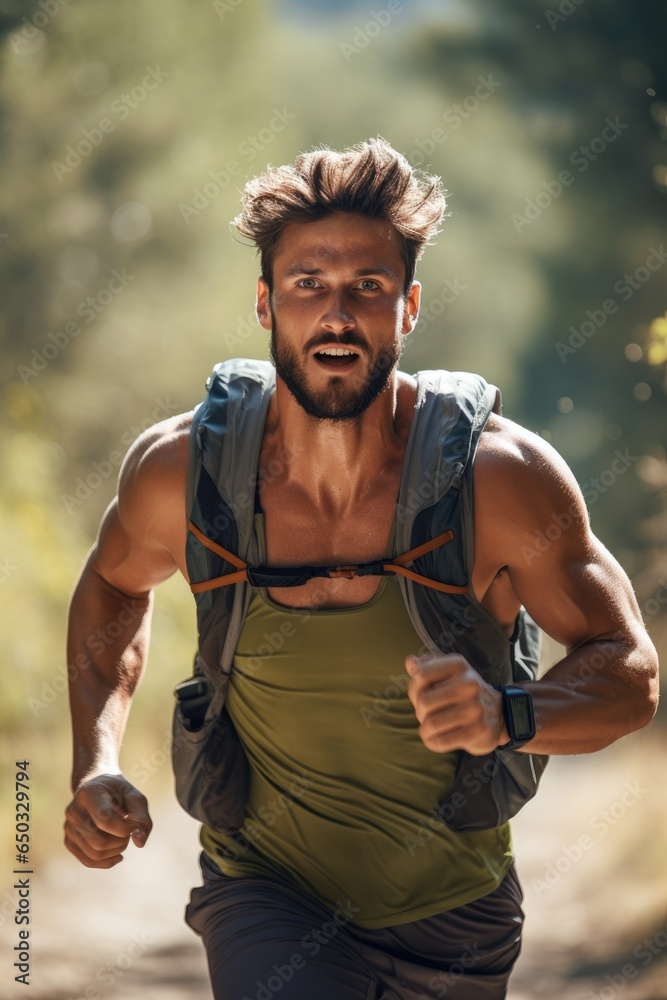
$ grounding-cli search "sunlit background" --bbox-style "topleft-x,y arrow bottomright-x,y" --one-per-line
0,1 -> 665,997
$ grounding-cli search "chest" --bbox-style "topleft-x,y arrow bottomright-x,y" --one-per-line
254,474 -> 518,639
257,475 -> 402,609
260,486 -> 521,636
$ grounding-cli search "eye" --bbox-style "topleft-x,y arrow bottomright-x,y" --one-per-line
297,278 -> 320,288
357,279 -> 379,291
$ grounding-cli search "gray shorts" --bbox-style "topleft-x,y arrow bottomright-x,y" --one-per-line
185,851 -> 524,1000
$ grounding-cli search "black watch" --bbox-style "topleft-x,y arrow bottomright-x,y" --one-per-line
495,685 -> 536,750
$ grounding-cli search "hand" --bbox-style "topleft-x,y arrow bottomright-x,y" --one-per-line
64,773 -> 153,869
405,653 -> 510,755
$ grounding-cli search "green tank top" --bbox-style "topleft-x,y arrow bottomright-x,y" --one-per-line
200,505 -> 513,928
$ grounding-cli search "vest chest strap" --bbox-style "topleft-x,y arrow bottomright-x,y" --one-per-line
188,521 -> 468,596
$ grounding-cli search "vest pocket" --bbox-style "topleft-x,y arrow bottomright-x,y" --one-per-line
437,748 -> 549,831
172,703 -> 250,834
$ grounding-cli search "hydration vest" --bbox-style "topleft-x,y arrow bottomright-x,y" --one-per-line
172,358 -> 549,835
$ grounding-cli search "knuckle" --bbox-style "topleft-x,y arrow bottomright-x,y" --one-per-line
80,854 -> 101,869
107,791 -> 125,811
462,679 -> 480,701
82,812 -> 100,833
64,800 -> 79,821
87,831 -> 112,851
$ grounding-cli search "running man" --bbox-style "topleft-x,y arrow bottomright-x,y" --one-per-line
64,136 -> 659,999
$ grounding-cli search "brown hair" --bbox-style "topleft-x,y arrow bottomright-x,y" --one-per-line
232,135 -> 447,296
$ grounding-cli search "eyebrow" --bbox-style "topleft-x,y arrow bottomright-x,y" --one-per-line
284,264 -> 396,278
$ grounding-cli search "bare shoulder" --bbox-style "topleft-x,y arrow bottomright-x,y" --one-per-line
473,412 -> 592,555
116,408 -> 194,544
90,410 -> 195,595
476,412 -> 584,501
477,412 -> 557,468
119,410 -> 193,485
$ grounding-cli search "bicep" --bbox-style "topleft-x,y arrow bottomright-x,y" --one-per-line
510,528 -> 643,654
479,420 -> 646,653
89,496 -> 179,598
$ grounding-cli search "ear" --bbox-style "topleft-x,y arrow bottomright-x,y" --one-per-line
256,277 -> 272,331
401,281 -> 421,335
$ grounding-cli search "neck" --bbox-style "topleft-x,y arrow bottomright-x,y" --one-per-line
261,370 -> 417,513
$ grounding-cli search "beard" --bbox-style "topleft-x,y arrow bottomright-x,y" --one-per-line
269,319 -> 403,422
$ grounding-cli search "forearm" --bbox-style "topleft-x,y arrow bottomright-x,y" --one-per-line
514,633 -> 659,755
67,561 -> 153,791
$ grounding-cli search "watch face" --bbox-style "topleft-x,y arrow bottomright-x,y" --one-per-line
510,695 -> 534,741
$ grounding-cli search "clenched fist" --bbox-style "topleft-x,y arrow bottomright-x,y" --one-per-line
405,653 -> 509,755
64,773 -> 153,869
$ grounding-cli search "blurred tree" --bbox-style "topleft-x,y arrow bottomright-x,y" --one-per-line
397,0 -> 667,587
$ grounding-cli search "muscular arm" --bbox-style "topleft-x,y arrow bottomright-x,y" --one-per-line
64,413 -> 190,867
406,415 -> 659,757
477,416 -> 659,753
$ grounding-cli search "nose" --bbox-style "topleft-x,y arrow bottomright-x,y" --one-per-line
319,291 -> 356,335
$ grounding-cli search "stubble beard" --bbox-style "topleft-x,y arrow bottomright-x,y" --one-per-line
269,319 -> 403,422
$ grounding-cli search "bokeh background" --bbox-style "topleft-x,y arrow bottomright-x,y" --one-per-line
0,0 -> 665,997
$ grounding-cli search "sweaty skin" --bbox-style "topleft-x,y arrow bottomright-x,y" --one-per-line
64,212 -> 659,869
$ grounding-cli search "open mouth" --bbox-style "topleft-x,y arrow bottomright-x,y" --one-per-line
313,348 -> 360,369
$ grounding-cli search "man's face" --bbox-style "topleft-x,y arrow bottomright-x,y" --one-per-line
256,212 -> 420,421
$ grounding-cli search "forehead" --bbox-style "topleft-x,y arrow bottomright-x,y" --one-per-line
272,212 -> 405,277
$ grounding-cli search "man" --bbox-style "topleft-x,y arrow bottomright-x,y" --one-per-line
65,136 -> 659,999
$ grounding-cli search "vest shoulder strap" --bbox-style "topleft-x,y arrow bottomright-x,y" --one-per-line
395,369 -> 501,561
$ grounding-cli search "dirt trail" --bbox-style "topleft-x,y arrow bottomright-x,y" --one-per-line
2,734 -> 665,1000
1,801 -> 211,1000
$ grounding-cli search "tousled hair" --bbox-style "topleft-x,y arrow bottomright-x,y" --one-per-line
231,136 -> 447,295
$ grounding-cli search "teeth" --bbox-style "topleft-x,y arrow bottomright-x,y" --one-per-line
317,348 -> 356,356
